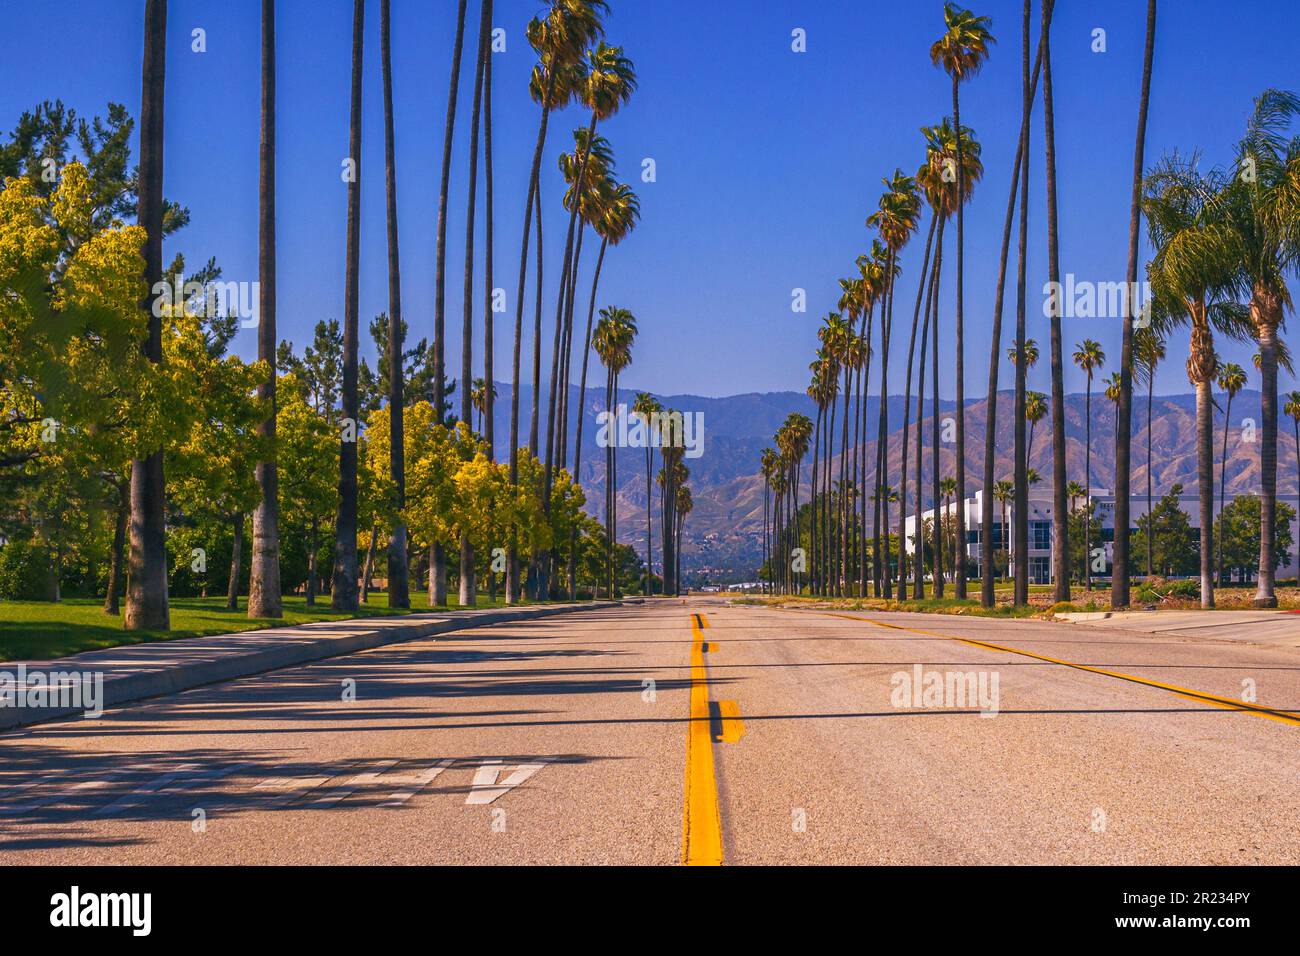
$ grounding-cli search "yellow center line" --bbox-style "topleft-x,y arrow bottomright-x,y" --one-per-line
822,611 -> 1300,728
681,615 -> 723,865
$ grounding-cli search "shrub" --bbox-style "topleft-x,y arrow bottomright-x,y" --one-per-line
0,540 -> 54,601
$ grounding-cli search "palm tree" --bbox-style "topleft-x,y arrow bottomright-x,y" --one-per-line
470,378 -> 497,434
593,307 -> 636,596
632,392 -> 661,596
1112,0 -> 1158,610
1072,339 -> 1105,591
1216,362 -> 1247,586
866,172 -> 921,597
940,474 -> 958,573
931,2 -> 994,601
1286,390 -> 1300,581
377,0 -> 410,610
981,0 -> 1044,608
1008,338 -> 1039,369
1133,327 -> 1166,579
427,0 -> 468,607
508,0 -> 606,602
546,43 -> 635,512
1143,154 -> 1253,607
856,245 -> 887,595
331,0 -> 366,613
456,0 -> 494,609
1040,0 -> 1073,604
1025,390 -> 1047,462
759,447 -> 779,592
993,479 -> 1014,581
125,0 -> 170,631
568,179 -> 638,596
1220,89 -> 1300,607
249,0 -> 282,619
1067,480 -> 1086,519
1105,372 -> 1123,445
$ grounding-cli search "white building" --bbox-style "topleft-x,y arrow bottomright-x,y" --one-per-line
902,488 -> 1300,585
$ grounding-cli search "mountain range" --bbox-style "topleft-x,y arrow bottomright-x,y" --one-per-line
481,386 -> 1299,579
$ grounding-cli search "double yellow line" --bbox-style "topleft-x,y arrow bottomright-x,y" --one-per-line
681,612 -> 733,865
826,612 -> 1300,728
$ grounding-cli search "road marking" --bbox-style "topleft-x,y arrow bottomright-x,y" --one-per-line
825,612 -> 1300,727
681,615 -> 724,866
302,760 -> 400,809
92,764 -> 199,816
465,758 -> 549,805
712,700 -> 745,743
0,769 -> 133,815
381,759 -> 454,807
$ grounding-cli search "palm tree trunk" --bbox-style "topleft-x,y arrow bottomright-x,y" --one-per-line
810,405 -> 822,593
931,219 -> 945,598
458,0 -> 490,609
226,513 -> 244,611
874,253 -> 896,598
900,215 -> 937,599
530,183 -> 544,457
1195,373 -> 1216,608
1254,293 -> 1281,606
1147,378 -> 1155,578
433,0 -> 468,422
507,72 -> 556,605
306,517 -> 319,606
331,0 -> 366,613
1218,393 -> 1232,588
913,263 -> 934,599
380,0 -> 409,610
644,441 -> 653,595
249,0 -> 283,619
1041,0 -> 1070,602
361,523 -> 377,603
951,76 -> 968,600
125,0 -> 170,631
984,10 -> 1044,607
1113,0 -> 1157,609
103,479 -> 129,615
1084,380 -> 1092,591
568,236 -> 608,599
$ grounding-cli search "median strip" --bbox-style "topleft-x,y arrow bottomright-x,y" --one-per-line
681,613 -> 724,865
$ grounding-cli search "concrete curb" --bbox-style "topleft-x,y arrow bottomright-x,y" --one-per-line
0,600 -> 631,731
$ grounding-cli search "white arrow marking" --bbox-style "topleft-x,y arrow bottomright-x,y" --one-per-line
465,758 -> 550,806
380,759 -> 454,807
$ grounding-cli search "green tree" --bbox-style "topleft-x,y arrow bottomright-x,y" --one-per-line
1214,495 -> 1296,583
1133,484 -> 1198,577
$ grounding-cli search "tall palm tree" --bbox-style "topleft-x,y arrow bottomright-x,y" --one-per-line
249,0 -> 282,619
981,0 -> 1045,608
377,0 -> 409,610
545,43 -> 635,520
931,2 -> 994,601
1216,362 -> 1247,586
1221,89 -> 1300,607
593,307 -> 636,596
507,0 -> 606,603
331,0 -> 366,613
427,0 -> 467,607
456,0 -> 493,608
1113,0 -> 1158,609
1040,0 -> 1070,602
126,0 -> 170,631
856,245 -> 887,595
759,447 -> 779,592
631,392 -> 661,596
568,179 -> 638,595
993,479 -> 1014,580
1133,327 -> 1166,579
866,172 -> 921,597
1143,155 -> 1253,607
1008,338 -> 1039,369
1072,339 -> 1105,591
1287,389 -> 1300,580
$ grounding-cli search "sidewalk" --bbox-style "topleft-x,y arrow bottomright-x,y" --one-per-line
1060,608 -> 1300,648
0,600 -> 628,731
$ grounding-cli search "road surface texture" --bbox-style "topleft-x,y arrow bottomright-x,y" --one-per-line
1,599 -> 1296,865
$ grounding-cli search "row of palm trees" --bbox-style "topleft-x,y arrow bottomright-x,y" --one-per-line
122,0 -> 656,629
760,0 -> 1299,610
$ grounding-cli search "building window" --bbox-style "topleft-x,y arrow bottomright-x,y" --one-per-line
1030,520 -> 1050,550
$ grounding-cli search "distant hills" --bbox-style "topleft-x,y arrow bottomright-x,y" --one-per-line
482,385 -> 1297,578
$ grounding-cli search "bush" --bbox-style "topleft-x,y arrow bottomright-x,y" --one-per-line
0,540 -> 54,601
1167,578 -> 1200,600
1049,601 -> 1081,614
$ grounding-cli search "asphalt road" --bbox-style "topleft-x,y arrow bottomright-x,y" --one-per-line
1,599 -> 1297,865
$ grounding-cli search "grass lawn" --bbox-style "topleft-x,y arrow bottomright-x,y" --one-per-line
0,591 -> 533,662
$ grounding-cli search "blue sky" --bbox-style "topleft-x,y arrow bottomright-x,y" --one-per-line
2,0 -> 1297,399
